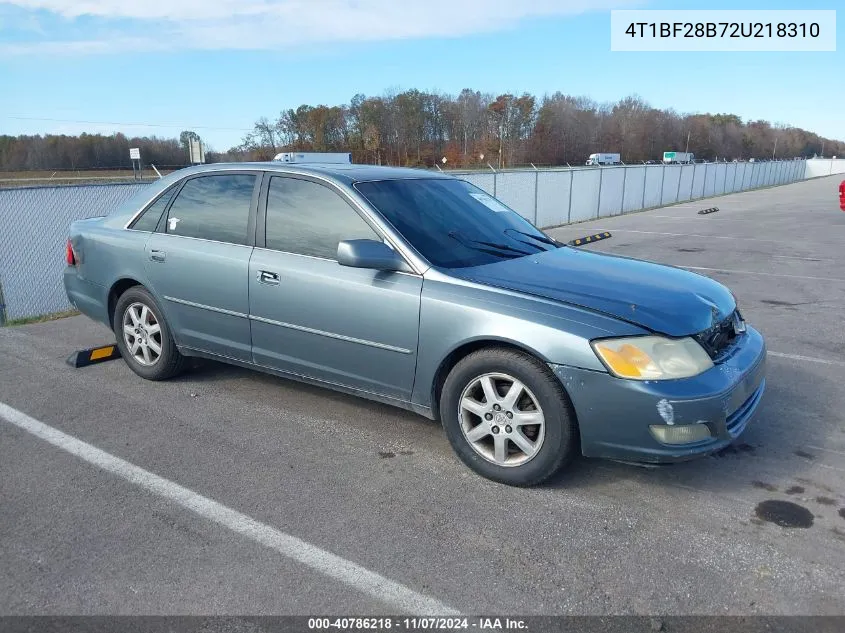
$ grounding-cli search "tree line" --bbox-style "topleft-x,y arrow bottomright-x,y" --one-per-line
1,90 -> 842,172
233,90 -> 843,167
0,132 -> 188,172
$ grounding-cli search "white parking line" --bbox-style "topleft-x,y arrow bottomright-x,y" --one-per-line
771,255 -> 833,262
768,351 -> 845,367
806,445 -> 845,457
683,266 -> 845,283
608,229 -> 775,242
0,401 -> 459,616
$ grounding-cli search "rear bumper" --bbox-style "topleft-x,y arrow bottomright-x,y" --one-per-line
64,267 -> 109,325
552,325 -> 767,463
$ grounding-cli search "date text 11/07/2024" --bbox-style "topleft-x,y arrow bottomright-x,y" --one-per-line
623,22 -> 821,39
307,617 -> 527,631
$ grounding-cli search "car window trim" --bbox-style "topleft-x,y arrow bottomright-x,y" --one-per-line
158,170 -> 261,247
250,245 -> 420,278
126,183 -> 179,232
257,171 -> 420,274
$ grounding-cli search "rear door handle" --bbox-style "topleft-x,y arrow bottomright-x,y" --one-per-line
257,270 -> 280,285
150,249 -> 166,262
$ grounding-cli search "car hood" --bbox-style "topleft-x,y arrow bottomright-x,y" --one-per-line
447,247 -> 736,337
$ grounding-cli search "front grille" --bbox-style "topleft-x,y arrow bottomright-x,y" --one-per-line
694,309 -> 742,360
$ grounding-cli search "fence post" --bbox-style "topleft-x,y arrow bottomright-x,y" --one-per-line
493,172 -> 497,197
641,168 -> 647,209
596,167 -> 604,218
659,163 -> 666,206
534,170 -> 539,226
675,165 -> 683,202
722,163 -> 728,193
0,278 -> 7,326
567,169 -> 574,224
690,163 -> 697,199
703,163 -> 709,196
620,166 -> 628,214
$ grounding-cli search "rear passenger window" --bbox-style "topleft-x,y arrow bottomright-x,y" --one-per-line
130,186 -> 176,232
165,174 -> 256,245
265,176 -> 379,259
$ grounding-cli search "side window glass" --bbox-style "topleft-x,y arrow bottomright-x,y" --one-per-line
265,176 -> 379,259
129,186 -> 176,232
165,174 -> 256,245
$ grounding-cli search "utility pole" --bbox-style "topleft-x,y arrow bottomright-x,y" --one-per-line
772,136 -> 778,160
684,130 -> 691,154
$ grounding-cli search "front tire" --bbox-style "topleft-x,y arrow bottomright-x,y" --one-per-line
440,347 -> 577,487
113,286 -> 185,381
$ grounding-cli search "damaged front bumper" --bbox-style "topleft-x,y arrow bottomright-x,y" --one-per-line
551,325 -> 767,463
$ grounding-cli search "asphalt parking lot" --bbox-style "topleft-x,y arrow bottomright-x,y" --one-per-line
1,174 -> 844,617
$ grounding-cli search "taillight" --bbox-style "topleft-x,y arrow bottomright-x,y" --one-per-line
66,239 -> 77,266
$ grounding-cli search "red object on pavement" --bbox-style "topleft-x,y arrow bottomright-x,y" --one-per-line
840,180 -> 845,211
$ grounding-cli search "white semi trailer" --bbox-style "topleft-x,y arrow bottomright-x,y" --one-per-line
585,153 -> 621,166
663,151 -> 695,164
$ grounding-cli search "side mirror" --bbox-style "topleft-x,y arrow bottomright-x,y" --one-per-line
337,239 -> 412,273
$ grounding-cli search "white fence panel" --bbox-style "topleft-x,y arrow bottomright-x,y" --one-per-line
742,163 -> 752,189
803,159 -> 845,178
691,163 -> 706,198
660,165 -> 682,205
698,163 -> 715,198
536,171 -> 572,228
749,163 -> 760,188
598,167 -> 626,217
643,165 -> 664,208
724,164 -> 738,193
676,164 -> 695,201
622,166 -> 647,212
496,172 -> 536,221
713,163 -> 727,195
569,169 -> 602,222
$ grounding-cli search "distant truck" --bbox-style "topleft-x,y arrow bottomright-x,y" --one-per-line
272,152 -> 352,164
586,153 -> 621,166
663,151 -> 695,164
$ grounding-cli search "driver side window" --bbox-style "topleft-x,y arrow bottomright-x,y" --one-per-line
265,176 -> 380,260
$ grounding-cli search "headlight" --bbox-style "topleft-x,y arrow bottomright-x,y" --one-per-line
591,336 -> 714,380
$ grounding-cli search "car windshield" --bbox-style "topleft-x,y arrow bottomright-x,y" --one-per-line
353,178 -> 559,268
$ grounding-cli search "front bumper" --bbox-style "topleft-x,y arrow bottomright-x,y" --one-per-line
551,325 -> 767,463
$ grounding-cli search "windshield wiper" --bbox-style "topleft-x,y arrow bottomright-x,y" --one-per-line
504,228 -> 562,248
448,231 -> 533,258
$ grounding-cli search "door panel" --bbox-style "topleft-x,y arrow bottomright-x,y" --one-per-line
144,235 -> 252,361
140,171 -> 259,361
248,173 -> 422,401
249,250 -> 422,400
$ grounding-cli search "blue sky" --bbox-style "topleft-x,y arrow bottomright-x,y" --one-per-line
0,0 -> 841,153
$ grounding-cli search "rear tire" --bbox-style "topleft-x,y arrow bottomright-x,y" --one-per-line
440,347 -> 577,487
113,286 -> 185,381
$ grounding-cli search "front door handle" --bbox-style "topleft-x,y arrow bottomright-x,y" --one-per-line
150,249 -> 166,262
257,270 -> 280,285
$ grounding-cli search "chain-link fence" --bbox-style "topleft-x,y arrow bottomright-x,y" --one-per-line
0,160 -> 812,323
0,182 -> 151,323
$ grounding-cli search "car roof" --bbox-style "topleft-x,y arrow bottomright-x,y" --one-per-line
167,161 -> 455,186
103,161 -> 458,228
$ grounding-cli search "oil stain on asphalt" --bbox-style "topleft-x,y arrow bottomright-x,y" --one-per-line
785,485 -> 805,495
755,500 -> 814,529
